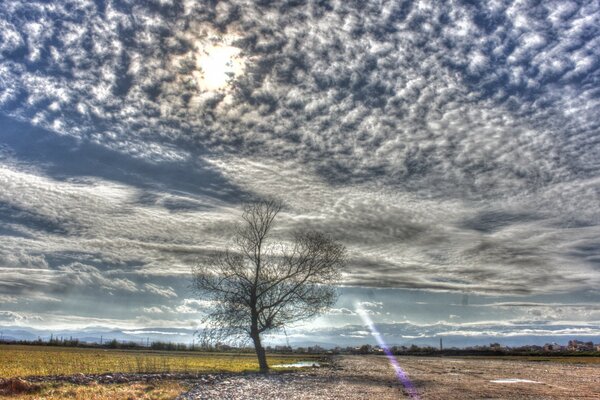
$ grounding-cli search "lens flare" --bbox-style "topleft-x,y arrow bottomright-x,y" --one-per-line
356,304 -> 420,400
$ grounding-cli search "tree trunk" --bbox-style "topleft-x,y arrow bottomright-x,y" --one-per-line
251,329 -> 268,372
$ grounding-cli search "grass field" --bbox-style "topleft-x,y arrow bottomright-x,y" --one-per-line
5,381 -> 186,400
0,345 -> 321,378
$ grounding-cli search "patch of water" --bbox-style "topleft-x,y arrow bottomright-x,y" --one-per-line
490,378 -> 540,384
272,361 -> 320,368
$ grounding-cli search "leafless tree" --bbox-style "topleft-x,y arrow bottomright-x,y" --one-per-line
192,200 -> 346,372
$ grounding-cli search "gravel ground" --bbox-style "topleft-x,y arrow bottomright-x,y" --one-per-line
177,356 -> 600,400
177,357 -> 405,400
24,372 -> 223,385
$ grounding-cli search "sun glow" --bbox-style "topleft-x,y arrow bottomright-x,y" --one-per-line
195,44 -> 244,92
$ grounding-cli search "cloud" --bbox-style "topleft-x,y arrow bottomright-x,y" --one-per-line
143,283 -> 178,298
0,311 -> 43,324
328,308 -> 356,316
357,301 -> 383,309
0,0 -> 598,337
0,1 -> 596,193
142,307 -> 165,314
0,295 -> 18,304
59,263 -> 139,293
174,299 -> 216,314
284,318 -> 600,343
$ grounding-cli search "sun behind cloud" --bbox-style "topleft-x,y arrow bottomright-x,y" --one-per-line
194,42 -> 244,92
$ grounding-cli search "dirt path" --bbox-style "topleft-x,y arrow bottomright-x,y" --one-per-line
177,356 -> 600,399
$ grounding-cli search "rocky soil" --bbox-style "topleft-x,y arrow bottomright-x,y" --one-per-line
177,357 -> 405,400
177,356 -> 600,399
24,372 -> 223,385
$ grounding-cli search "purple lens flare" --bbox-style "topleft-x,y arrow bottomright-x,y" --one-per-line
356,305 -> 420,400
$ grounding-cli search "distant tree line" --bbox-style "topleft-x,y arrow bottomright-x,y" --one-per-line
0,336 -> 276,353
1,337 -> 598,357
323,343 -> 600,357
0,337 -> 234,352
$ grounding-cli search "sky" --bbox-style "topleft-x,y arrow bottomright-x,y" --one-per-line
0,0 -> 599,348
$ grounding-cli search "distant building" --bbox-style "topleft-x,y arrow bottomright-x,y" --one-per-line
567,340 -> 594,351
543,343 -> 562,352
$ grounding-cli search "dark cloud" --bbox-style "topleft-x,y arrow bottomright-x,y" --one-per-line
569,241 -> 600,269
460,210 -> 543,233
0,115 -> 247,203
0,200 -> 74,236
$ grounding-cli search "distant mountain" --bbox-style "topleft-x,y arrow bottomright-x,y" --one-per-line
1,325 -> 597,349
0,326 -> 196,345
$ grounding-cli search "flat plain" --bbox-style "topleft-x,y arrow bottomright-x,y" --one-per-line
398,355 -> 600,399
1,346 -> 599,399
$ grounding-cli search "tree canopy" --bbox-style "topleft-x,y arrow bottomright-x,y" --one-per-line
192,200 -> 346,371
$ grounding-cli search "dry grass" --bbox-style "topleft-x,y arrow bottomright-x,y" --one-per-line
5,381 -> 185,400
0,345 -> 319,379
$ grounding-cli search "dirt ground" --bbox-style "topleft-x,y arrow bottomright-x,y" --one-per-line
399,356 -> 600,399
178,355 -> 600,399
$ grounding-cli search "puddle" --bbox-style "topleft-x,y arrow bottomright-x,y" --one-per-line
272,361 -> 321,368
490,379 -> 541,384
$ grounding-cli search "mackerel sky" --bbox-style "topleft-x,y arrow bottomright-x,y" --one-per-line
0,0 -> 599,346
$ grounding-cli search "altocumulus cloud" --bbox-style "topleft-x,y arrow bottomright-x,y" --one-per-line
0,0 -> 599,338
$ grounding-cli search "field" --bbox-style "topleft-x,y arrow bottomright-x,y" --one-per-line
2,346 -> 600,399
4,381 -> 186,400
0,345 -> 319,378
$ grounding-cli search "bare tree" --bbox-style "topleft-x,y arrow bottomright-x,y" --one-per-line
192,200 -> 346,372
